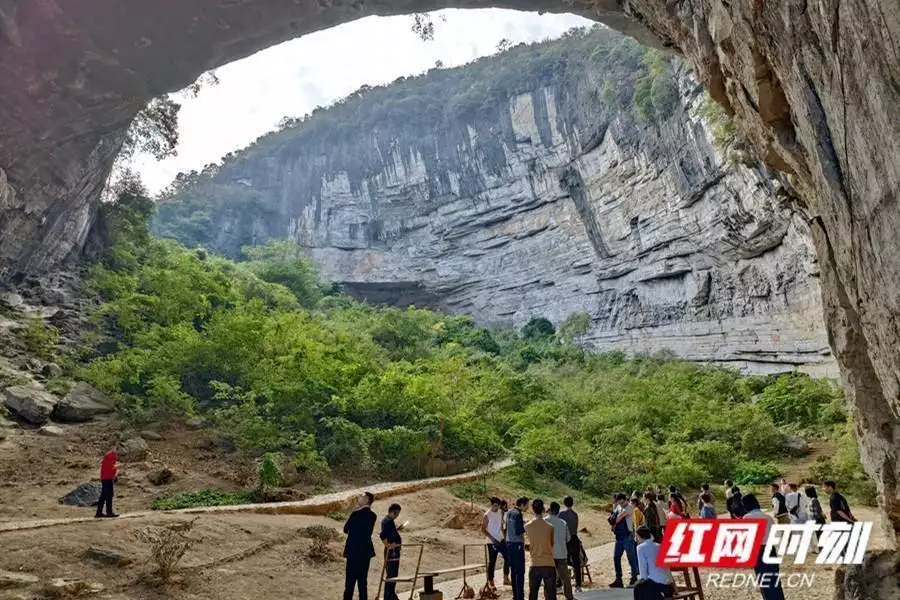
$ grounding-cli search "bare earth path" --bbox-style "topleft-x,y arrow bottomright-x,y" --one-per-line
0,458 -> 513,534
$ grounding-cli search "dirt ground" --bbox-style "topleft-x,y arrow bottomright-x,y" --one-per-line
0,418 -> 891,600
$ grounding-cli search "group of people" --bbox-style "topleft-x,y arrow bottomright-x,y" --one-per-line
481,495 -> 586,600
606,478 -> 857,600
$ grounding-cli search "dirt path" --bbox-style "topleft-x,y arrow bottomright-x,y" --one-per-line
0,458 -> 513,534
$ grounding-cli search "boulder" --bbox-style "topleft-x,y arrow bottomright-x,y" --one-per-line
185,417 -> 204,429
41,363 -> 63,378
26,358 -> 43,372
2,385 -> 58,424
117,437 -> 149,462
147,468 -> 174,486
0,569 -> 39,587
84,548 -> 133,567
140,430 -> 162,441
60,482 -> 101,507
0,292 -> 24,309
782,434 -> 810,456
39,424 -> 65,436
52,383 -> 113,423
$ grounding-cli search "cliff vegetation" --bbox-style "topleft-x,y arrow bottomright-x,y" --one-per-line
74,182 -> 874,503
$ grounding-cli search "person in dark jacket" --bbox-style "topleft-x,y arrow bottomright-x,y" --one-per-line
95,450 -> 119,518
343,492 -> 377,600
505,496 -> 529,600
380,503 -> 404,600
727,486 -> 746,518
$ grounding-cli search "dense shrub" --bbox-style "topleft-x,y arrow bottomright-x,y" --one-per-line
733,461 -> 782,485
82,186 -> 869,494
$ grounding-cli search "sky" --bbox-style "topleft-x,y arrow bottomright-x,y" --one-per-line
134,9 -> 593,193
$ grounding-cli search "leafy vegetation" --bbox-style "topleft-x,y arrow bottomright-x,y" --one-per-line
151,489 -> 256,511
84,185 -> 872,502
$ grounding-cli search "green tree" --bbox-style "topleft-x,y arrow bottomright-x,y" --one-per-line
521,317 -> 555,340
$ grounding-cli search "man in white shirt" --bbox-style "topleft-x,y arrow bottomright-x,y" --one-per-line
633,527 -> 674,600
784,483 -> 806,523
481,497 -> 506,589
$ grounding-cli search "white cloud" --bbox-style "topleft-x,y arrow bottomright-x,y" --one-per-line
134,9 -> 592,193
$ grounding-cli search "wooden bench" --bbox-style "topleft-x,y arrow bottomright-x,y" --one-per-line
668,567 -> 704,600
377,544 -> 425,600
417,563 -> 486,594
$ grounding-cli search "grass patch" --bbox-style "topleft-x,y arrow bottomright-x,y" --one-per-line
151,489 -> 256,511
325,510 -> 348,521
449,467 -> 604,506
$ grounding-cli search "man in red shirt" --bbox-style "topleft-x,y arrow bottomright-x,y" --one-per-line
96,451 -> 119,518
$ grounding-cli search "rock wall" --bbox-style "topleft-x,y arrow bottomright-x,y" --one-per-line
173,53 -> 834,375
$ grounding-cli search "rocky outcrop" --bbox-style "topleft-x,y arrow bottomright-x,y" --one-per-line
164,40 -> 833,375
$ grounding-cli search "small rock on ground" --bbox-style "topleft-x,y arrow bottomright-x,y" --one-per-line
140,430 -> 162,441
39,424 -> 65,436
185,417 -> 204,429
44,578 -> 103,597
41,363 -> 63,378
0,569 -> 39,587
147,468 -> 174,486
84,548 -> 133,567
60,482 -> 101,507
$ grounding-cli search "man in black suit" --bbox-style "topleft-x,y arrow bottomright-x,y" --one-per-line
343,491 -> 377,600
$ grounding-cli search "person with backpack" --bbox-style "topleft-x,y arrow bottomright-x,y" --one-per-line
726,486 -> 746,518
770,483 -> 790,524
559,496 -> 582,593
609,493 -> 638,588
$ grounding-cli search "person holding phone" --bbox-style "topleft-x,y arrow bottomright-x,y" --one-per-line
380,503 -> 405,600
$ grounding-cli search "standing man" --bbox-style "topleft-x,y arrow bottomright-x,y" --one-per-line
633,527 -> 674,600
724,480 -> 735,516
482,497 -> 507,590
609,493 -> 638,588
95,450 -> 119,518
380,503 -> 404,600
343,492 -> 377,600
654,492 -> 668,536
525,499 -> 557,600
784,483 -> 806,523
506,497 -> 529,600
770,483 -> 790,524
546,502 -> 573,600
559,496 -> 582,594
824,480 -> 856,522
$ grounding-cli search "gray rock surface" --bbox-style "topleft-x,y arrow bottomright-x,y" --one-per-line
0,569 -> 39,587
117,437 -> 149,462
39,425 -> 66,437
59,482 -> 102,508
782,434 -> 809,457
41,363 -> 63,378
140,430 -> 163,441
84,548 -> 133,568
1,385 -> 58,424
52,383 -> 114,423
195,69 -> 833,375
147,468 -> 174,486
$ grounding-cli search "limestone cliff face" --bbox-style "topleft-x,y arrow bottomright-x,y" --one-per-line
165,54 -> 834,375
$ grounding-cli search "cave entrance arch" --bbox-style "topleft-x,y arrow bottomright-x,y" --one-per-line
1,0 -> 900,582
